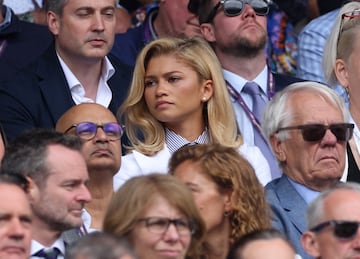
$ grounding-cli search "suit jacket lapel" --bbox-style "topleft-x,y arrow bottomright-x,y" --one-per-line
35,45 -> 77,125
277,175 -> 308,234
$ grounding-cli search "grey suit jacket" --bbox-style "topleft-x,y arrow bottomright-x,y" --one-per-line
61,228 -> 81,245
265,175 -> 313,259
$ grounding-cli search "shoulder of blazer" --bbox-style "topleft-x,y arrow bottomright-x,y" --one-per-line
273,73 -> 305,92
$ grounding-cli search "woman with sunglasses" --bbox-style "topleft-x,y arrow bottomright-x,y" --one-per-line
113,36 -> 271,190
103,173 -> 205,259
323,1 -> 360,182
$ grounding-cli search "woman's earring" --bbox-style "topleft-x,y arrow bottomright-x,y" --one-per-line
202,97 -> 207,102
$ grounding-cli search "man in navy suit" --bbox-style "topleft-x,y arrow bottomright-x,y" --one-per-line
262,81 -> 352,259
0,0 -> 132,143
188,0 -> 303,179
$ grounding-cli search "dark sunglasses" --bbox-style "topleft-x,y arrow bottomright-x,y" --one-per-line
65,122 -> 124,141
311,220 -> 360,239
275,123 -> 354,142
205,0 -> 269,23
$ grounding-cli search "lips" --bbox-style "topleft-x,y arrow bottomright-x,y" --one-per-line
155,101 -> 173,109
2,245 -> 26,254
93,148 -> 112,155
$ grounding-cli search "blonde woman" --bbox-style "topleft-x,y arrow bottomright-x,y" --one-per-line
113,37 -> 271,189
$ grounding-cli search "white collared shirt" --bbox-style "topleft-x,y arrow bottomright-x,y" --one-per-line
223,66 -> 268,146
30,238 -> 66,259
57,53 -> 114,108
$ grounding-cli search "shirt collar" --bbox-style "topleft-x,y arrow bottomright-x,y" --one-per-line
0,5 -> 12,31
165,128 -> 209,154
57,53 -> 115,91
31,237 -> 66,257
287,176 -> 320,204
223,66 -> 268,94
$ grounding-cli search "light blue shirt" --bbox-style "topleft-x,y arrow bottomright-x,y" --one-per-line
223,66 -> 268,146
165,128 -> 208,154
288,177 -> 320,205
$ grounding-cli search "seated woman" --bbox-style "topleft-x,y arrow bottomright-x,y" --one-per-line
323,1 -> 360,182
103,173 -> 205,259
113,36 -> 271,190
168,143 -> 271,259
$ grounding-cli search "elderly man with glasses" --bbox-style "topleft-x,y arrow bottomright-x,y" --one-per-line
263,81 -> 353,259
188,0 -> 303,179
56,103 -> 123,234
302,182 -> 360,259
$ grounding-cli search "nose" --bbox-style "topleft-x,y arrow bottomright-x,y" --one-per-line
91,12 -> 105,31
94,126 -> 109,142
243,4 -> 257,18
351,227 -> 360,249
163,223 -> 181,241
155,80 -> 168,97
8,218 -> 25,239
77,184 -> 92,203
320,129 -> 338,146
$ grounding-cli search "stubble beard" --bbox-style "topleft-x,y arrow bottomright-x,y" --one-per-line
220,33 -> 268,59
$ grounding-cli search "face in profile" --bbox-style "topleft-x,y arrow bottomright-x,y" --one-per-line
172,160 -> 231,233
128,194 -> 192,259
30,145 -> 91,231
238,238 -> 296,259
0,183 -> 32,259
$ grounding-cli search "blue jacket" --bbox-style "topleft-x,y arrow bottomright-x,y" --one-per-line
265,175 -> 313,259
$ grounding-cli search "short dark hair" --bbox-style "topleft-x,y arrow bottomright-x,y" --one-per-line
227,229 -> 295,259
1,128 -> 82,187
0,172 -> 29,193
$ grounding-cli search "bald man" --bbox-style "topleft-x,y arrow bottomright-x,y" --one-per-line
56,103 -> 123,232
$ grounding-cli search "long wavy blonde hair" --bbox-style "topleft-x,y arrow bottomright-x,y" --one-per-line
118,36 -> 241,155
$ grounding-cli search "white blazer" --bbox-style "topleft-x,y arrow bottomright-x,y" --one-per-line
113,143 -> 272,190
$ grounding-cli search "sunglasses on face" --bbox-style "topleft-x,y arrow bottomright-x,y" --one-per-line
205,0 -> 269,23
275,123 -> 354,142
64,122 -> 124,141
311,220 -> 360,239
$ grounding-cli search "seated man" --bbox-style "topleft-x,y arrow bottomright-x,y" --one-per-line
0,173 -> 32,259
0,0 -> 132,142
262,81 -> 352,258
56,103 -> 122,232
1,129 -> 92,256
302,182 -> 360,258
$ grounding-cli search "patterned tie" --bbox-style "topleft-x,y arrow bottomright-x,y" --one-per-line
34,247 -> 61,259
242,82 -> 280,179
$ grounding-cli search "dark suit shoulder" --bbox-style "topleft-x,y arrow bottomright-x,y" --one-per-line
273,73 -> 305,92
111,25 -> 145,67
